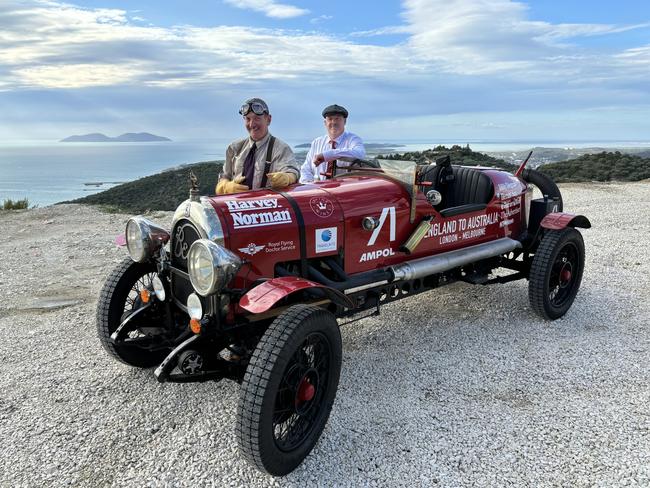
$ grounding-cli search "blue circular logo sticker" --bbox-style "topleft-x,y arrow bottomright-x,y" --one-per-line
321,229 -> 332,242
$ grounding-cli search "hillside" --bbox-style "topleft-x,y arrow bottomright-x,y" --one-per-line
71,148 -> 649,214
70,161 -> 222,212
538,151 -> 650,182
377,144 -> 516,170
70,146 -> 512,213
61,132 -> 171,142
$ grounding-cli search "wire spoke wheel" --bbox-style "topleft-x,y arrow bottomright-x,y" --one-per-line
272,333 -> 330,451
97,257 -> 167,367
124,273 -> 155,312
529,228 -> 585,320
237,304 -> 342,476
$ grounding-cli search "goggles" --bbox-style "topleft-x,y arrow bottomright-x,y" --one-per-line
239,102 -> 268,116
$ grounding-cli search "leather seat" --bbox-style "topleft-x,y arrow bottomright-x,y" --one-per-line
421,165 -> 493,210
447,167 -> 493,207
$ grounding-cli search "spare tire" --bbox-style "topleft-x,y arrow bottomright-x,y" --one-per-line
521,168 -> 563,212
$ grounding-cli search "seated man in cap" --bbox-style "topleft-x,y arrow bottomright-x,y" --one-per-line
216,97 -> 299,194
299,104 -> 366,183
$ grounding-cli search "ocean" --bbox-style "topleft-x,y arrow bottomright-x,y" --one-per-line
1,139 -> 648,207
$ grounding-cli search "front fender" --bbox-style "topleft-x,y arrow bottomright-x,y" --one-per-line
540,212 -> 591,230
239,276 -> 354,314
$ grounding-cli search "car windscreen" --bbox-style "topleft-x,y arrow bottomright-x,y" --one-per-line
373,159 -> 417,187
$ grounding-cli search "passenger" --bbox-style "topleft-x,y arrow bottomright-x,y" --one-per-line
216,98 -> 299,194
299,104 -> 366,183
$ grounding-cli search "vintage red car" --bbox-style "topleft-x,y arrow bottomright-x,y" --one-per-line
97,156 -> 590,475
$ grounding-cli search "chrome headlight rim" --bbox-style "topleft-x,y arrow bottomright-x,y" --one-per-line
187,293 -> 203,320
125,216 -> 170,263
187,239 -> 241,296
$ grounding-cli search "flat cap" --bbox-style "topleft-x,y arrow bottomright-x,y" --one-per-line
322,104 -> 348,118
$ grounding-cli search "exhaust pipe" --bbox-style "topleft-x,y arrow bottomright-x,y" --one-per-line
391,237 -> 521,281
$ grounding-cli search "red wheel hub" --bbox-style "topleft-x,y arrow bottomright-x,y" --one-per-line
296,377 -> 315,404
561,269 -> 572,282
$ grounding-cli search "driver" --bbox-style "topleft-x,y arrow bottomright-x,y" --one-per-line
216,98 -> 299,194
299,104 -> 366,183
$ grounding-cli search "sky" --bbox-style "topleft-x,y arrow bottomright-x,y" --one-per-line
1,0 -> 649,143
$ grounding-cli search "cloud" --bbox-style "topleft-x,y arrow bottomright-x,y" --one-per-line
0,1 -> 405,89
14,63 -> 145,88
310,14 -> 332,25
350,25 -> 412,37
1,0 -> 650,141
402,0 -> 650,80
2,0 -> 648,91
223,0 -> 308,19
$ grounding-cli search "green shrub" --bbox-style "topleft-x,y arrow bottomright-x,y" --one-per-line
3,198 -> 29,210
538,152 -> 650,182
377,145 -> 515,170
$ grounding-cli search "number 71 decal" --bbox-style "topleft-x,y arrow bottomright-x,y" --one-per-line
367,207 -> 396,246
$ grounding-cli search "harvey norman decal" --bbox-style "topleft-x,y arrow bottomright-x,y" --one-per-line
225,198 -> 292,228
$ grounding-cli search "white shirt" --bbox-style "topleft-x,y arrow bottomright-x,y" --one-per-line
299,131 -> 366,183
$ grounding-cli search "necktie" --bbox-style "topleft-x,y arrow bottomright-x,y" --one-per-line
326,140 -> 337,178
242,142 -> 257,189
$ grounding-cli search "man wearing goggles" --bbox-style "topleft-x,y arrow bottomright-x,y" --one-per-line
216,97 -> 299,194
238,101 -> 268,116
299,104 -> 366,183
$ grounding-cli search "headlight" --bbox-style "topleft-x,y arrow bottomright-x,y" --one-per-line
125,216 -> 170,263
187,293 -> 203,320
152,275 -> 166,301
187,239 -> 241,296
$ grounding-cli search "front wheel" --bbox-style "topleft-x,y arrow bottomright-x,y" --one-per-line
529,228 -> 585,319
96,257 -> 168,367
237,304 -> 342,476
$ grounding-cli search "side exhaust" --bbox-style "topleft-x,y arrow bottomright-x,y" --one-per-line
391,237 -> 521,281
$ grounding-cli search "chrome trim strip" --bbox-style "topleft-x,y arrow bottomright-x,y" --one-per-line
154,334 -> 201,382
344,280 -> 389,295
110,303 -> 152,341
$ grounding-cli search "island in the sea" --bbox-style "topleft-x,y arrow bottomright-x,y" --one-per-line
61,132 -> 171,142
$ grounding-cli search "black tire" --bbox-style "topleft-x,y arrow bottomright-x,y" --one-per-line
529,228 -> 585,319
96,257 -> 167,367
237,304 -> 342,476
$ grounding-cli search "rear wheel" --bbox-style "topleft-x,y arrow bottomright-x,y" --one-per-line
529,228 -> 585,319
96,257 -> 168,367
237,304 -> 342,476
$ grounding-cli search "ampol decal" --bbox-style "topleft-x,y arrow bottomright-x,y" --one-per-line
359,247 -> 395,262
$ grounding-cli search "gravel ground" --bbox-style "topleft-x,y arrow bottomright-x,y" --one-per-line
1,182 -> 649,487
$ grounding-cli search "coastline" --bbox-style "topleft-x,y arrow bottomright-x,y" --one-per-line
1,140 -> 649,207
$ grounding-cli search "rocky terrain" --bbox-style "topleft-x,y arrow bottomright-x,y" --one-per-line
1,182 -> 649,486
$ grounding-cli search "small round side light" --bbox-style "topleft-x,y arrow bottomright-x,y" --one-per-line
189,318 -> 202,334
139,289 -> 150,304
152,275 -> 166,301
186,293 -> 203,320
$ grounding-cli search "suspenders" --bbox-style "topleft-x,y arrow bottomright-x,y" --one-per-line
259,136 -> 275,188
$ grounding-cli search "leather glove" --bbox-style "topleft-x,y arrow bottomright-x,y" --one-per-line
216,176 -> 249,195
266,172 -> 296,189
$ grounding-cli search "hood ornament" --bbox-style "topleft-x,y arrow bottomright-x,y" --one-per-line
189,170 -> 200,202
